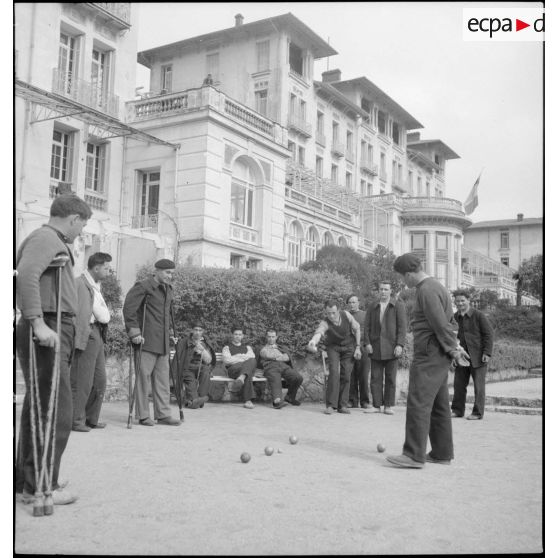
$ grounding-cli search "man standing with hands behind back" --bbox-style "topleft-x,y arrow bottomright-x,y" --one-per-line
450,290 -> 494,420
363,281 -> 407,415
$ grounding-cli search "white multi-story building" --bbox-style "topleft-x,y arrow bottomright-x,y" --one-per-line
16,10 -> 478,292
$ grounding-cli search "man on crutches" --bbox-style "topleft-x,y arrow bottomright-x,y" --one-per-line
15,194 -> 92,510
123,259 -> 181,426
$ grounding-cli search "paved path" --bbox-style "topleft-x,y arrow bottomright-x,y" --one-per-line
484,377 -> 542,399
14,400 -> 543,555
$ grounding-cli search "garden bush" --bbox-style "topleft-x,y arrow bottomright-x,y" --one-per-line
128,265 -> 354,356
488,339 -> 542,371
487,306 -> 542,343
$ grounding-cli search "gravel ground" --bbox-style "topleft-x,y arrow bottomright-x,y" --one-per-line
14,400 -> 543,555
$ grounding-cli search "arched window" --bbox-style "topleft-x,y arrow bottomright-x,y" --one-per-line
322,231 -> 334,246
338,236 -> 348,247
305,227 -> 319,262
287,221 -> 303,268
230,159 -> 255,228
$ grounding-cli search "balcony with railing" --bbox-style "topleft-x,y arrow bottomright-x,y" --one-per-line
331,142 -> 345,158
85,3 -> 131,29
230,223 -> 259,246
84,191 -> 108,212
345,149 -> 355,163
315,130 -> 326,147
379,168 -> 388,182
131,213 -> 159,231
52,68 -> 119,117
49,179 -> 74,199
360,158 -> 378,176
287,113 -> 312,137
127,86 -> 283,142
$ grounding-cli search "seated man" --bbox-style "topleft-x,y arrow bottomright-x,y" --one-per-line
222,327 -> 257,409
259,329 -> 303,409
171,322 -> 216,409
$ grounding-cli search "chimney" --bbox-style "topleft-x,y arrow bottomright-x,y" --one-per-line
322,69 -> 342,83
517,213 -> 524,221
235,13 -> 244,26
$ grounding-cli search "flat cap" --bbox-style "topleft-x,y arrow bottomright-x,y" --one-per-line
154,258 -> 176,270
192,321 -> 204,329
393,253 -> 422,273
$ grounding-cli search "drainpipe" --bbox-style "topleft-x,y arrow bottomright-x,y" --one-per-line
18,3 -> 37,202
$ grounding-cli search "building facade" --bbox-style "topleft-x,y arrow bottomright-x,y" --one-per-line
464,214 -> 542,270
16,9 -> 488,294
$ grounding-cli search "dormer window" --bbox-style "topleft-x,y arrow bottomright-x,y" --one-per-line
289,42 -> 304,77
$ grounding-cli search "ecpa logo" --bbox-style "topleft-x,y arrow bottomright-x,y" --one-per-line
463,8 -> 544,41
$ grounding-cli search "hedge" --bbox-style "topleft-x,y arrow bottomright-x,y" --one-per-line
106,266 -> 353,357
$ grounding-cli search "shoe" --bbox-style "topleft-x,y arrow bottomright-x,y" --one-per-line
52,488 -> 78,505
451,411 -> 463,418
284,395 -> 301,406
384,407 -> 394,415
466,414 -> 482,420
373,407 -> 382,413
86,421 -> 106,429
16,490 -> 34,504
157,416 -> 181,426
386,454 -> 424,469
187,398 -> 202,409
347,401 -> 356,408
244,400 -> 254,409
426,452 -> 451,465
361,403 -> 371,409
337,407 -> 351,414
57,479 -> 69,489
272,400 -> 288,409
324,407 -> 334,415
139,418 -> 155,426
72,424 -> 91,432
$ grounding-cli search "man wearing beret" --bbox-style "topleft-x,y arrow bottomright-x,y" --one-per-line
123,259 -> 181,426
386,253 -> 469,468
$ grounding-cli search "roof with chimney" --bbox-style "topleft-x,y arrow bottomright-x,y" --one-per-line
138,13 -> 337,68
314,81 -> 369,119
467,217 -> 543,229
330,76 -> 423,130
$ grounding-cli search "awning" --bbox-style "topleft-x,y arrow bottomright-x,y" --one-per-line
15,79 -> 179,149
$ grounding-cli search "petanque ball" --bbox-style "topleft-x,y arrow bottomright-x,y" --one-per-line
289,435 -> 298,445
264,446 -> 274,456
377,443 -> 386,453
240,452 -> 251,463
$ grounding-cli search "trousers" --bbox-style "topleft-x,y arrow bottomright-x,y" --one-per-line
325,344 -> 355,409
70,324 -> 106,427
403,339 -> 454,463
183,362 -> 211,401
451,364 -> 487,418
349,351 -> 371,406
226,359 -> 257,402
370,358 -> 398,408
135,350 -> 172,420
263,362 -> 302,401
16,316 -> 75,493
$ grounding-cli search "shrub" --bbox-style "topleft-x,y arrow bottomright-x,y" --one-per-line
132,265 -> 353,356
105,315 -> 129,358
488,340 -> 542,371
487,306 -> 542,342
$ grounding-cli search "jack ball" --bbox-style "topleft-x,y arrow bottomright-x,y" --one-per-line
240,452 -> 251,463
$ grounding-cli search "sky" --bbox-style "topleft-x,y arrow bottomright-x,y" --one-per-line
134,1 -> 544,223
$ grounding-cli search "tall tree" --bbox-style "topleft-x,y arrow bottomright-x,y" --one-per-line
513,254 -> 543,307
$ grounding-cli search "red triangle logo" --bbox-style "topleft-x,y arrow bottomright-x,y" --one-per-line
516,19 -> 530,31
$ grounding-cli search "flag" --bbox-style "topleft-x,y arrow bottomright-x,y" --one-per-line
464,174 -> 481,215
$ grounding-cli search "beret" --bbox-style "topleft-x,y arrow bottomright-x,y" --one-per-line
393,253 -> 422,273
192,321 -> 204,329
154,258 -> 176,270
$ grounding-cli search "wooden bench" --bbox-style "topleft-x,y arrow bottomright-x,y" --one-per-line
209,352 -> 268,384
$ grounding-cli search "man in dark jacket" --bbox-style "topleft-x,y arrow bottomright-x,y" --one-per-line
70,252 -> 112,432
386,254 -> 469,469
123,259 -> 181,426
451,290 -> 494,420
363,281 -> 407,415
170,323 -> 216,409
259,329 -> 303,409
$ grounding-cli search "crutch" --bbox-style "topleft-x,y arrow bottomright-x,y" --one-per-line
127,295 -> 148,429
36,252 -> 69,515
321,349 -> 329,405
169,305 -> 184,421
